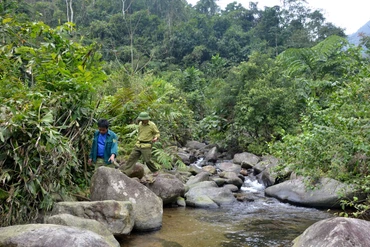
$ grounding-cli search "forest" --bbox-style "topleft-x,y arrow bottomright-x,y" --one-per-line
0,0 -> 369,226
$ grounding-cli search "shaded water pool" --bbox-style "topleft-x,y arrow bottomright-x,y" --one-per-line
120,178 -> 334,247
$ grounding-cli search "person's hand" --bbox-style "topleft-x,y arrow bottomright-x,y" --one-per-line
108,154 -> 115,163
88,158 -> 92,166
152,137 -> 158,142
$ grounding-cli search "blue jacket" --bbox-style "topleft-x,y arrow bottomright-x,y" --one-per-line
89,129 -> 118,164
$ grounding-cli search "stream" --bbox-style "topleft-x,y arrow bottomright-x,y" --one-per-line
120,176 -> 334,247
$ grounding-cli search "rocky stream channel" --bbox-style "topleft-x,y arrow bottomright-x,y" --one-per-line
121,174 -> 333,247
121,179 -> 332,247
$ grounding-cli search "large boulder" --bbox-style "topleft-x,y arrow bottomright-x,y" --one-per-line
293,217 -> 370,247
265,177 -> 357,208
51,200 -> 134,235
45,214 -> 119,247
90,167 -> 163,232
185,181 -> 236,208
146,173 -> 185,205
233,152 -> 260,168
0,224 -> 114,247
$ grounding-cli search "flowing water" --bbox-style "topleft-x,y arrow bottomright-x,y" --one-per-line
120,176 -> 334,247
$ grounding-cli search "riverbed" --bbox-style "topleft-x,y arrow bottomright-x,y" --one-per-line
120,177 -> 333,247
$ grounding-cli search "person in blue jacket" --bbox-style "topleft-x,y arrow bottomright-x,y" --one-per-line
88,119 -> 118,168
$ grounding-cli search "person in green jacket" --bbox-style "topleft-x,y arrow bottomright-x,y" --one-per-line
121,112 -> 160,176
88,119 -> 118,169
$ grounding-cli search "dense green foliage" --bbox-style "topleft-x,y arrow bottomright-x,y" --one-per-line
0,16 -> 106,225
1,0 -> 369,225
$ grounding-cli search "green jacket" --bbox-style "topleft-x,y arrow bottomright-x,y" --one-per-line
89,129 -> 118,164
135,121 -> 160,148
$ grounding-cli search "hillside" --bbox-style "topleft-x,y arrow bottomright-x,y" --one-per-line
348,20 -> 370,45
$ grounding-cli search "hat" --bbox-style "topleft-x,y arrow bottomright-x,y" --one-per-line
137,112 -> 151,120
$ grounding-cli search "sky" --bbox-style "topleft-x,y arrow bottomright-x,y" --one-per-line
187,0 -> 370,35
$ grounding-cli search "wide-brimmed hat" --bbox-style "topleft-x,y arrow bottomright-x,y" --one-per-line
137,112 -> 151,120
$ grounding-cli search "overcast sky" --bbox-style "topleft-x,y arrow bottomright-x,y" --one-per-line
187,0 -> 370,35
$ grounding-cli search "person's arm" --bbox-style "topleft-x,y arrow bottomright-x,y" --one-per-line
152,123 -> 160,142
108,133 -> 118,162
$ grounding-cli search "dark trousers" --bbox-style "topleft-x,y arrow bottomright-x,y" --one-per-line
121,146 -> 158,175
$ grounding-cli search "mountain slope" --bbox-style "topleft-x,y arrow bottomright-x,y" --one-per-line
348,20 -> 370,45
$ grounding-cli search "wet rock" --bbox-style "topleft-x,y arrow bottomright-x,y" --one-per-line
188,164 -> 203,174
146,173 -> 185,205
45,214 -> 119,246
185,185 -> 236,208
234,193 -> 256,202
0,224 -> 113,247
219,171 -> 244,189
240,168 -> 248,176
254,155 -> 279,186
51,200 -> 134,235
217,162 -> 241,174
265,177 -> 358,208
211,177 -> 227,186
293,217 -> 370,247
202,165 -> 217,174
187,181 -> 218,191
90,167 -> 163,232
205,146 -> 218,163
176,197 -> 186,207
185,172 -> 211,186
233,152 -> 260,169
224,184 -> 239,192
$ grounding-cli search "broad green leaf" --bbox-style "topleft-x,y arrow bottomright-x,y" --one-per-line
40,111 -> 53,124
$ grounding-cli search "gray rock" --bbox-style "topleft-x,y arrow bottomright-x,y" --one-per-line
202,165 -> 217,174
45,214 -> 119,246
185,185 -> 236,208
51,200 -> 134,235
188,164 -> 203,174
211,177 -> 227,187
205,146 -> 218,163
187,181 -> 219,191
265,177 -> 357,208
90,167 -> 163,231
0,224 -> 113,247
185,141 -> 206,150
219,171 -> 244,189
217,162 -> 242,174
293,217 -> 370,247
127,163 -> 145,179
233,152 -> 260,168
177,151 -> 191,165
224,184 -> 239,192
176,197 -> 186,207
185,172 -> 210,186
146,173 -> 185,205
